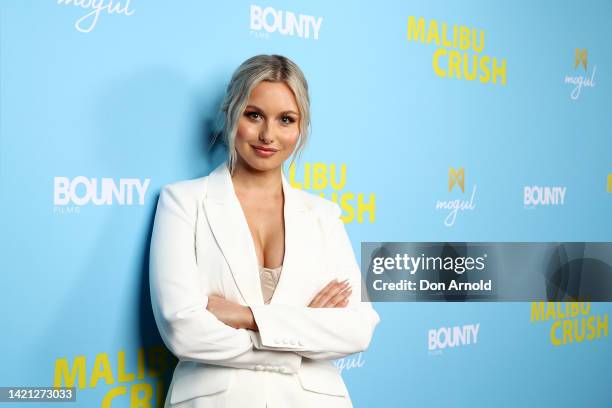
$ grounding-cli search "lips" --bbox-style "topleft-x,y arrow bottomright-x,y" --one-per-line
251,144 -> 279,158
251,145 -> 278,152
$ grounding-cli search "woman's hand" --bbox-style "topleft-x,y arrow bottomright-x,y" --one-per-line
207,278 -> 352,331
308,279 -> 352,308
207,295 -> 258,331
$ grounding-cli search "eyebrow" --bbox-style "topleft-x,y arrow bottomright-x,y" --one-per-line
245,105 -> 299,116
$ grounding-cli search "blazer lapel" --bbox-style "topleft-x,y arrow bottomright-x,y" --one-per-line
270,168 -> 311,305
202,161 -> 309,306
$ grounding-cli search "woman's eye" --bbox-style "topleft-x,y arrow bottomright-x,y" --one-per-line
281,116 -> 295,124
247,112 -> 261,120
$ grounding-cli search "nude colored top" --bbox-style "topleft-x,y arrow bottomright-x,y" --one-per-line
259,265 -> 283,304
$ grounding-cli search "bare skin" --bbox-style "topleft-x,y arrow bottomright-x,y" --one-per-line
206,80 -> 351,330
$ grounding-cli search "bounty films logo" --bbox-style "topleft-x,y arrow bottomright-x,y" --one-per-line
288,162 -> 375,224
54,176 -> 150,214
523,186 -> 566,208
250,5 -> 323,40
406,16 -> 507,85
57,0 -> 135,33
428,323 -> 480,355
607,174 -> 612,193
564,49 -> 596,100
530,302 -> 608,346
435,167 -> 476,227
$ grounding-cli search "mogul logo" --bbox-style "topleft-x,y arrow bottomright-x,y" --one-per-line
288,162 -> 375,224
448,167 -> 464,192
406,16 -> 507,85
523,186 -> 566,208
333,352 -> 366,374
53,176 -> 151,211
564,48 -> 597,100
57,0 -> 135,33
607,174 -> 612,193
54,346 -> 176,408
530,302 -> 608,346
428,323 -> 480,354
435,167 -> 477,227
250,5 -> 323,40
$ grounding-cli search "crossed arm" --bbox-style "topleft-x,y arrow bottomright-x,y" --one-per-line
206,279 -> 358,361
206,278 -> 352,330
149,183 -> 379,374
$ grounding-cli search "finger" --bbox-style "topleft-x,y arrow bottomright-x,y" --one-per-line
316,280 -> 349,307
308,280 -> 335,306
325,286 -> 352,308
309,279 -> 345,307
334,297 -> 349,308
319,284 -> 350,308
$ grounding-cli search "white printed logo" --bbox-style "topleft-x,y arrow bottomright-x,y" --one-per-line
250,5 -> 323,40
523,186 -> 566,207
57,0 -> 135,33
428,323 -> 480,353
564,48 -> 596,100
435,167 -> 477,227
54,177 -> 150,206
333,352 -> 366,374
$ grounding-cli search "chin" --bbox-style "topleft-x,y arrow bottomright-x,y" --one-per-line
242,155 -> 283,172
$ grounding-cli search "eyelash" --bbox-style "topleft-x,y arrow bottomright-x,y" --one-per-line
246,111 -> 262,120
281,116 -> 296,124
245,111 -> 296,124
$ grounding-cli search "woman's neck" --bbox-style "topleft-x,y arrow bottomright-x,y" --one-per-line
231,159 -> 283,198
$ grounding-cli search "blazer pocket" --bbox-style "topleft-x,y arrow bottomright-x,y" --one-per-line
170,361 -> 232,405
296,359 -> 348,397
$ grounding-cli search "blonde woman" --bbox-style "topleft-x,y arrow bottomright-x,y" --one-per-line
149,54 -> 380,408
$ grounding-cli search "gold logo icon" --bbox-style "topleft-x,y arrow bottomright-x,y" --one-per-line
575,48 -> 588,70
607,174 -> 612,193
449,167 -> 465,192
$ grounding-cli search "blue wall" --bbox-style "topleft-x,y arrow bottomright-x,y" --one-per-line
1,1 -> 610,407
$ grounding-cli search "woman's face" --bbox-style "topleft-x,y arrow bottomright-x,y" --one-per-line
234,80 -> 301,172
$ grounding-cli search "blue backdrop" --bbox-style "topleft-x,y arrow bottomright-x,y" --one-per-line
1,1 -> 610,407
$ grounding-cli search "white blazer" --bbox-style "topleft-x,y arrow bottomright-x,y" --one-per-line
149,160 -> 380,408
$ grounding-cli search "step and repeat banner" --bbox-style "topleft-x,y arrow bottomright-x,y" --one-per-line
1,1 -> 611,407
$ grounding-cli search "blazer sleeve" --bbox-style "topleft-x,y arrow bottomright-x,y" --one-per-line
248,200 -> 380,360
149,182 -> 302,373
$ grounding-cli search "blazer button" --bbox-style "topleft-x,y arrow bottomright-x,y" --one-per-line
283,338 -> 289,345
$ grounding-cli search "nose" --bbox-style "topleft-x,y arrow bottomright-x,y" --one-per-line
258,122 -> 274,143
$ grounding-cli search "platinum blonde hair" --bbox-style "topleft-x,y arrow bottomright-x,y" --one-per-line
213,54 -> 311,174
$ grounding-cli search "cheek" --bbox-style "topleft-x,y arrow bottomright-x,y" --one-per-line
236,119 -> 258,141
282,129 -> 300,147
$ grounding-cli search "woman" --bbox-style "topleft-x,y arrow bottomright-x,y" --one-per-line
149,54 -> 380,408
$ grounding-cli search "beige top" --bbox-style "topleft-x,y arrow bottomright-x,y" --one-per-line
259,265 -> 283,304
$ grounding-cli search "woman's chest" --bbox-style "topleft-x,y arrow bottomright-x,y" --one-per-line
240,200 -> 285,269
195,203 -> 335,306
